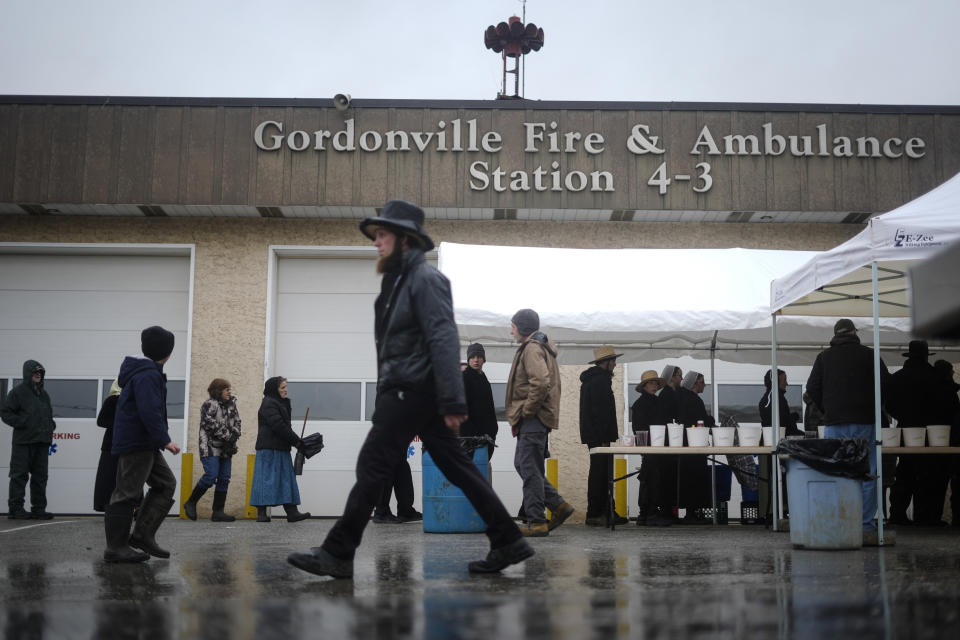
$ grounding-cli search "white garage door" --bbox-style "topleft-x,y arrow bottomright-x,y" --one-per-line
273,254 -> 521,517
0,251 -> 191,515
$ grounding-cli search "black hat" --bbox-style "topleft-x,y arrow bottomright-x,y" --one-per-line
359,200 -> 434,251
467,343 -> 485,360
902,340 -> 934,358
511,309 -> 540,337
141,326 -> 175,362
833,318 -> 856,336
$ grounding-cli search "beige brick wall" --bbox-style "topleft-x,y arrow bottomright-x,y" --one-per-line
0,215 -> 857,517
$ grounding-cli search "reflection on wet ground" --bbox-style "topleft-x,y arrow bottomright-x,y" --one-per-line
1,517 -> 959,639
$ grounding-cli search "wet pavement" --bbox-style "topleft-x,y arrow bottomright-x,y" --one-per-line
1,516 -> 959,639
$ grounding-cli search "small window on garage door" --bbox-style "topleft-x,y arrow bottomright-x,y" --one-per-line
12,378 -> 98,418
287,382 -> 363,421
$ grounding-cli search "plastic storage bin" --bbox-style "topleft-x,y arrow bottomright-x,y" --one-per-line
422,448 -> 489,533
783,457 -> 862,549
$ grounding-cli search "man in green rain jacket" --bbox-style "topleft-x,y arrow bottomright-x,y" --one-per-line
2,360 -> 56,519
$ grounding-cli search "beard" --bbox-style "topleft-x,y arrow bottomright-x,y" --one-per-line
376,239 -> 404,274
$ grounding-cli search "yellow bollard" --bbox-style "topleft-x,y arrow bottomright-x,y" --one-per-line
615,457 -> 627,518
179,453 -> 194,519
245,454 -> 257,519
546,458 -> 559,520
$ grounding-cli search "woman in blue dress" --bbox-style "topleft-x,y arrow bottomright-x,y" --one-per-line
250,376 -> 310,522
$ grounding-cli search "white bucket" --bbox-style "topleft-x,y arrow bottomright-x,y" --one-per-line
649,424 -> 667,447
881,427 -> 901,447
817,425 -> 825,439
738,425 -> 761,446
927,424 -> 950,447
902,427 -> 926,447
712,426 -> 735,447
667,423 -> 685,447
686,427 -> 710,447
762,426 -> 787,446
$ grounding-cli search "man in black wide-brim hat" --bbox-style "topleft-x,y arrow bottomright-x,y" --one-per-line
288,200 -> 533,578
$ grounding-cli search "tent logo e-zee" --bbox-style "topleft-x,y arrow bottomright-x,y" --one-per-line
893,228 -> 939,248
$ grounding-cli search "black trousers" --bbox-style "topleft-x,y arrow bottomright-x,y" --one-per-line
586,448 -> 612,518
8,443 -> 49,512
322,388 -> 520,560
110,450 -> 176,507
376,457 -> 416,516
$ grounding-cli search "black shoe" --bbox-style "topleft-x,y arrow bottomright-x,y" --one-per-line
610,515 -> 629,526
283,504 -> 311,523
287,548 -> 354,579
888,514 -> 912,526
372,512 -> 401,524
256,507 -> 271,522
31,510 -> 54,520
8,509 -> 31,520
397,510 -> 423,523
468,538 -> 535,573
646,513 -> 674,527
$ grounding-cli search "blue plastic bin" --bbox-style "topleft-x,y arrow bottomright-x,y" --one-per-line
422,448 -> 489,533
783,456 -> 862,549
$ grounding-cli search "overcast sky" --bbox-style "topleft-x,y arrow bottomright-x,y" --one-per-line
2,0 -> 959,105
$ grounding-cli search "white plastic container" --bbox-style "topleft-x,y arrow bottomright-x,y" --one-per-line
902,427 -> 926,447
817,425 -> 826,439
927,424 -> 950,447
762,426 -> 787,446
738,425 -> 761,446
712,426 -> 735,447
667,423 -> 685,447
649,424 -> 667,447
881,427 -> 901,447
686,427 -> 710,447
620,433 -> 635,446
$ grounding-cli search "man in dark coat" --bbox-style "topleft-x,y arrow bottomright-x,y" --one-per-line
2,360 -> 56,519
461,342 -> 499,461
288,200 -> 531,578
104,326 -> 182,563
887,342 -> 955,525
579,346 -> 625,527
806,319 -> 890,538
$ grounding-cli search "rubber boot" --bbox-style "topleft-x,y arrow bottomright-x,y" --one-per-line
183,483 -> 209,521
211,491 -> 235,522
129,491 -> 175,559
284,504 -> 311,523
103,503 -> 149,563
256,506 -> 271,522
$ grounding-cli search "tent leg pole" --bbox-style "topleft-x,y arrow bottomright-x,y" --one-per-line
771,314 -> 780,532
872,261 -> 884,546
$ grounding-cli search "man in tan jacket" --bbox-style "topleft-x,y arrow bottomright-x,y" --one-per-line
506,308 -> 574,536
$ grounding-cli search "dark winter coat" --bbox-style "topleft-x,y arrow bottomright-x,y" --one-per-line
579,365 -> 619,446
1,359 -> 56,445
256,380 -> 300,452
111,356 -> 171,455
631,391 -> 659,433
759,389 -> 803,436
460,367 -> 498,442
886,357 -> 955,428
677,387 -> 715,429
676,387 -> 712,508
656,385 -> 681,425
374,248 -> 466,415
805,333 -> 891,425
96,394 -> 119,453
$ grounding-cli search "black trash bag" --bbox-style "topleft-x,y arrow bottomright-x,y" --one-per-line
776,438 -> 872,480
294,433 -> 324,475
458,435 -> 496,455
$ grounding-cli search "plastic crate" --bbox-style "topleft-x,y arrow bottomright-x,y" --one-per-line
740,500 -> 762,524
696,502 -> 728,524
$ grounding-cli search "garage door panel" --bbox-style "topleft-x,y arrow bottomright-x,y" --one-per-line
0,329 -> 188,378
1,255 -> 189,292
0,291 -> 188,330
278,259 -> 380,294
277,293 -> 375,333
275,333 -> 376,379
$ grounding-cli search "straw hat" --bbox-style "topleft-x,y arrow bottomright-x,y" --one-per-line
635,369 -> 663,391
589,345 -> 623,364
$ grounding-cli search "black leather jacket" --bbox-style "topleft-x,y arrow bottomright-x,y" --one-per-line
374,249 -> 467,415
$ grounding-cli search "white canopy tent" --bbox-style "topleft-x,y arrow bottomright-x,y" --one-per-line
768,171 -> 960,542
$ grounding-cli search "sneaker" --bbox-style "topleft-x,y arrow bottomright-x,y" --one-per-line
519,521 -> 549,537
547,502 -> 575,531
468,538 -> 535,573
8,509 -> 31,520
372,512 -> 401,524
584,516 -> 606,527
287,548 -> 354,579
396,510 -> 423,523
